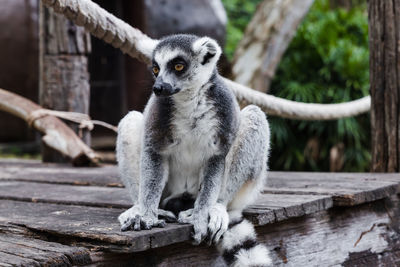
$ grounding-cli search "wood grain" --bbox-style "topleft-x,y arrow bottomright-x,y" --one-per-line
39,3 -> 91,163
0,200 -> 192,253
369,0 -> 400,172
0,160 -> 400,265
0,223 -> 91,266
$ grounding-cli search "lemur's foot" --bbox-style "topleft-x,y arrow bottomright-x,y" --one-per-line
118,206 -> 169,231
178,206 -> 227,246
158,209 -> 177,222
207,203 -> 229,245
177,208 -> 194,224
178,208 -> 207,244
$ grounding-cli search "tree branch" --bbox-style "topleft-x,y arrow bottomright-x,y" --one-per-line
0,88 -> 99,166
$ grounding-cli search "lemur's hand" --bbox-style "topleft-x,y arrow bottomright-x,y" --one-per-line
118,205 -> 174,231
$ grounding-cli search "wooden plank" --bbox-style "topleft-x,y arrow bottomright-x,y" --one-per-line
0,165 -> 122,187
0,234 -> 90,266
0,223 -> 91,266
254,196 -> 400,266
0,251 -> 39,266
265,172 -> 400,206
0,200 -> 192,253
0,181 -> 332,225
1,162 -> 399,201
267,172 -> 400,186
0,158 -> 42,166
53,195 -> 400,266
1,160 -> 399,208
268,171 -> 400,182
0,181 -> 131,208
245,194 -> 333,225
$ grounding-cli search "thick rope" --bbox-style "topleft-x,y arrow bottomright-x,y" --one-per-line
42,0 -> 371,120
223,78 -> 371,120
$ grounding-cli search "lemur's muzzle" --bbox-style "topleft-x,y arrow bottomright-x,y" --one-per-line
153,81 -> 180,96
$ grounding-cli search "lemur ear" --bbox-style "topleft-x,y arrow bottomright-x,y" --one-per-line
193,37 -> 222,65
137,39 -> 160,60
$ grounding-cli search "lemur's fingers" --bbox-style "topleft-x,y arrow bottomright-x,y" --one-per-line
121,216 -> 135,232
178,208 -> 194,224
207,214 -> 222,246
192,215 -> 208,245
207,203 -> 229,244
154,219 -> 166,228
213,219 -> 228,244
133,215 -> 142,231
118,205 -> 140,227
192,231 -> 202,245
178,217 -> 190,224
158,209 -> 177,222
141,217 -> 154,230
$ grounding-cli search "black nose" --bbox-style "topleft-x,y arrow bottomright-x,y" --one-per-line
153,82 -> 173,96
153,84 -> 163,96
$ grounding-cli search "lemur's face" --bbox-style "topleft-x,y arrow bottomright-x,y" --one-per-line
151,35 -> 221,97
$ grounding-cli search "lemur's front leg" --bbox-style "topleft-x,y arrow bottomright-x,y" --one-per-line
120,146 -> 169,231
178,155 -> 225,244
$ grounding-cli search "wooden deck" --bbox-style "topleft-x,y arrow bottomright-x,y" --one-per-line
0,159 -> 400,266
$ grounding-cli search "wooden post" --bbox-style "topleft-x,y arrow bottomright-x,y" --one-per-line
369,0 -> 400,172
39,4 -> 91,162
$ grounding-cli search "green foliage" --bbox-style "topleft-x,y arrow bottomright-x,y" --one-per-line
269,0 -> 371,171
222,0 -> 371,171
221,0 -> 263,60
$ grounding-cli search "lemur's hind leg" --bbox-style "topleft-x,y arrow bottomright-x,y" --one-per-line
222,105 -> 270,211
212,105 -> 272,266
116,111 -> 142,205
116,111 -> 175,229
204,105 -> 270,243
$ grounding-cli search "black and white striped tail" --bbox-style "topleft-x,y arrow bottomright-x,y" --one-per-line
218,218 -> 272,267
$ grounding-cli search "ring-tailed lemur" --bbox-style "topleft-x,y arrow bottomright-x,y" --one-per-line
117,34 -> 271,266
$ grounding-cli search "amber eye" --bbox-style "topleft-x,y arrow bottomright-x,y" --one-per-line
152,66 -> 159,75
175,64 -> 184,71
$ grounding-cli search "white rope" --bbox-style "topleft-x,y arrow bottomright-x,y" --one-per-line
223,78 -> 371,120
42,0 -> 371,120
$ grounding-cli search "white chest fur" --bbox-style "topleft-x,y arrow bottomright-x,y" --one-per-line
163,89 -> 220,197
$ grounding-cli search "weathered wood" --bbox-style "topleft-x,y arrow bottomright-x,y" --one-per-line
232,0 -> 314,92
0,160 -> 400,266
0,181 -> 330,226
39,3 -> 91,163
244,194 -> 332,225
256,196 -> 400,266
0,223 -> 91,266
5,196 -> 394,267
0,164 -> 121,187
369,0 -> 400,172
265,172 -> 400,206
0,200 -> 192,253
92,196 -> 400,266
0,181 -> 130,208
0,90 -> 99,166
1,162 -> 399,208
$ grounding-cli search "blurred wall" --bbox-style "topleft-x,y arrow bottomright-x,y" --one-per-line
124,0 -> 227,112
0,0 -> 227,144
0,0 -> 39,142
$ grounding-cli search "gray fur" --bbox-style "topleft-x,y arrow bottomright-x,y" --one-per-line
117,34 -> 271,266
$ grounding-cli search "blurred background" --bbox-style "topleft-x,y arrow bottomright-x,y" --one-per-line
0,0 -> 370,172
